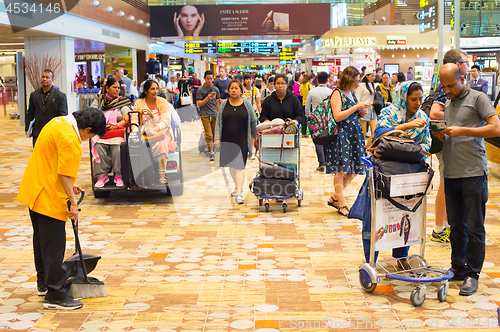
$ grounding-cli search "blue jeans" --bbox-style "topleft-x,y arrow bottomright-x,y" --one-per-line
445,175 -> 488,279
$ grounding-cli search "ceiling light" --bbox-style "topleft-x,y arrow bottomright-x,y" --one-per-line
146,22 -> 150,27
93,0 -> 99,8
138,19 -> 144,24
107,6 -> 113,13
129,15 -> 135,21
119,11 -> 125,18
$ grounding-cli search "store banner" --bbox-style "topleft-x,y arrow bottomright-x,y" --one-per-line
150,4 -> 330,38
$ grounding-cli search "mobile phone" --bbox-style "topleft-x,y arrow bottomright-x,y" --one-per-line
430,120 -> 447,131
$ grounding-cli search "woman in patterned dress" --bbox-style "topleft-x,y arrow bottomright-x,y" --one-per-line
326,66 -> 371,217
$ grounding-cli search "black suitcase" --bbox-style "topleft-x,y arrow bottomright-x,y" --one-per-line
250,177 -> 296,197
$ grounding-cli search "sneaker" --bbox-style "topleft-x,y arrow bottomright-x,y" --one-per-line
431,229 -> 450,243
210,154 -> 215,161
37,285 -> 47,296
114,176 -> 124,187
43,297 -> 83,310
95,175 -> 109,188
316,166 -> 326,172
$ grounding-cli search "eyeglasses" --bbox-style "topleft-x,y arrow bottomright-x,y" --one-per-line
458,61 -> 470,66
275,82 -> 287,86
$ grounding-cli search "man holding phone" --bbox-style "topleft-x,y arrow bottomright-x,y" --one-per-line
196,70 -> 220,161
434,64 -> 500,296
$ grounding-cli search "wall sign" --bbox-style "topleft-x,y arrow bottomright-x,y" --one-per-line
75,53 -> 105,61
321,37 -> 377,48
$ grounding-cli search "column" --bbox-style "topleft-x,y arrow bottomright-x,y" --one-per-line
24,36 -> 76,113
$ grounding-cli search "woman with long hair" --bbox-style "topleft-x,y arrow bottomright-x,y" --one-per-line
214,80 -> 257,204
91,76 -> 131,188
355,68 -> 377,138
133,80 -> 176,184
174,5 -> 205,37
326,66 -> 370,217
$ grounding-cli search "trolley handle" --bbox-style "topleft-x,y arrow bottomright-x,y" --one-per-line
361,157 -> 373,168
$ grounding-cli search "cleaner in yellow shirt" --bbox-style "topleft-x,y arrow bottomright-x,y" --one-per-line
17,108 -> 106,310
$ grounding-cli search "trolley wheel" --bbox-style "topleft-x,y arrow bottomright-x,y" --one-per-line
437,282 -> 449,302
297,199 -> 302,207
93,190 -> 110,198
410,287 -> 426,306
259,199 -> 263,206
265,203 -> 270,212
408,254 -> 429,269
282,202 -> 287,213
359,268 -> 377,293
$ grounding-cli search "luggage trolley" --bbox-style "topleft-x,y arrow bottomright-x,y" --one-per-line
358,156 -> 454,306
251,130 -> 303,213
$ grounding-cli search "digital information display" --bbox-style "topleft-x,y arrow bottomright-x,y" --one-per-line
279,48 -> 295,64
419,1 -> 437,33
185,42 -> 217,54
186,41 -> 283,55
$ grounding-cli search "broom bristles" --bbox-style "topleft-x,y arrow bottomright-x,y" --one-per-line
68,278 -> 107,299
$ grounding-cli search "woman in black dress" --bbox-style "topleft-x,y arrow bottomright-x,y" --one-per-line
214,80 -> 257,204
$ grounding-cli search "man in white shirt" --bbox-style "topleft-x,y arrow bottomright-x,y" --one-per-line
304,71 -> 333,172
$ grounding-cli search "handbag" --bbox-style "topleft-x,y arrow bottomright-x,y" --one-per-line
307,92 -> 338,145
140,109 -> 167,143
101,126 -> 125,139
368,130 -> 427,164
180,91 -> 193,106
260,165 -> 297,180
283,118 -> 299,134
371,155 -> 434,212
372,91 -> 385,116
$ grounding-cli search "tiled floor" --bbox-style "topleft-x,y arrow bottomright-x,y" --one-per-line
1,114 -> 500,331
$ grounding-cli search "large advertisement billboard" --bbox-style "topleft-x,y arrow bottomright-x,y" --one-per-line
150,4 -> 331,38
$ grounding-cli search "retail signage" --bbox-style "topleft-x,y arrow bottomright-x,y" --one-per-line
75,53 -> 105,61
150,4 -> 330,37
321,37 -> 377,48
312,60 -> 341,66
387,40 -> 406,45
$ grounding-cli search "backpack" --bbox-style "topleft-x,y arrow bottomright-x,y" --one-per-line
372,91 -> 385,116
198,131 -> 206,154
419,89 -> 443,154
307,91 -> 338,145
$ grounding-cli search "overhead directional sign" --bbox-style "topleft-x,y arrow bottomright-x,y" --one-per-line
419,0 -> 437,33
279,48 -> 295,64
185,42 -> 217,54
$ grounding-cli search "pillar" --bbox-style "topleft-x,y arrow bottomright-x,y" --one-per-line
24,36 -> 76,113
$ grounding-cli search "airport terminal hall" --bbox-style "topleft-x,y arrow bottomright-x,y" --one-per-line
2,0 -> 500,330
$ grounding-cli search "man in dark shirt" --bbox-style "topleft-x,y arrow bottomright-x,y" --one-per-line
196,70 -> 220,161
213,68 -> 230,100
25,69 -> 68,146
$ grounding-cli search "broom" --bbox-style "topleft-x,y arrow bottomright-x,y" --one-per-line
66,195 -> 107,299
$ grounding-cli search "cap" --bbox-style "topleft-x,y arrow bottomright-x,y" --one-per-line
364,68 -> 374,75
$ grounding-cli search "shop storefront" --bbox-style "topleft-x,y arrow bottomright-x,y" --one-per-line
74,53 -> 105,88
315,26 -> 452,93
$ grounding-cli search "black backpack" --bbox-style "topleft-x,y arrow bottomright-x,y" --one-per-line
420,89 -> 443,154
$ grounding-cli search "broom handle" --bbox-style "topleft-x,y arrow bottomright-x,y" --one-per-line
71,217 -> 90,284
67,192 -> 90,283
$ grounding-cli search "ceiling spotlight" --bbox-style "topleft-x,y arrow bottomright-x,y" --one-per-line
93,0 -> 99,8
107,5 -> 113,13
417,54 -> 420,58
146,22 -> 150,27
138,19 -> 144,24
129,15 -> 135,21
119,11 -> 125,17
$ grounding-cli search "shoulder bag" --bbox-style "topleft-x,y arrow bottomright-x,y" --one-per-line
367,130 -> 428,164
372,91 -> 385,116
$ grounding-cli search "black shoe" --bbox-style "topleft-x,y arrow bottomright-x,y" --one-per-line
316,166 -> 325,172
459,276 -> 478,296
43,297 -> 83,310
210,154 -> 215,161
37,285 -> 47,296
448,268 -> 465,281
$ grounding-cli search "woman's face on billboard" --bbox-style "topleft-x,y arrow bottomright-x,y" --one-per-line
179,6 -> 199,33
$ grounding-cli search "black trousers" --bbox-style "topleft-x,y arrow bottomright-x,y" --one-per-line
444,175 -> 488,279
314,141 -> 327,167
29,209 -> 69,301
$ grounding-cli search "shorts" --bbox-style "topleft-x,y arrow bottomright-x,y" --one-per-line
360,106 -> 377,121
436,151 -> 444,184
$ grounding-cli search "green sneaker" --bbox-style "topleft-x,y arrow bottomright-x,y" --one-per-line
431,229 -> 450,243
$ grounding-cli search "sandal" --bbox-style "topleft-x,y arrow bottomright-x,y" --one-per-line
159,175 -> 168,184
338,206 -> 350,217
234,195 -> 244,205
327,197 -> 339,209
231,189 -> 237,197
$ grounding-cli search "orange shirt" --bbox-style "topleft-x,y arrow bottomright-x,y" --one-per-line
17,116 -> 82,221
